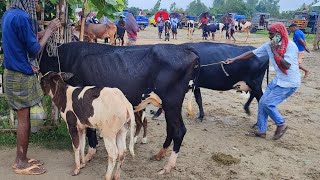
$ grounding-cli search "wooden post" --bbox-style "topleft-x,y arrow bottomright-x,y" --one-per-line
59,0 -> 66,43
5,0 -> 10,9
9,110 -> 14,128
41,0 -> 45,30
79,0 -> 87,41
313,16 -> 320,50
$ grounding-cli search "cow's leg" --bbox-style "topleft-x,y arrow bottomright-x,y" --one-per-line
141,114 -> 148,144
79,128 -> 86,168
103,136 -> 118,180
114,126 -> 128,180
121,37 -> 124,46
85,128 -> 97,162
194,87 -> 204,121
110,35 -> 115,45
68,125 -> 81,175
158,106 -> 186,174
244,93 -> 255,115
150,121 -> 172,161
134,112 -> 143,144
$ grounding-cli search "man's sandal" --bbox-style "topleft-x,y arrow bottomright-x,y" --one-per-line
14,164 -> 46,175
12,159 -> 44,169
245,131 -> 266,138
273,125 -> 288,140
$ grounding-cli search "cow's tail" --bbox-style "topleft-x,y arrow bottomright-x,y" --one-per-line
127,103 -> 135,157
187,48 -> 201,119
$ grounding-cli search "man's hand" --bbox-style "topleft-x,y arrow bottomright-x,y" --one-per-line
305,47 -> 310,53
224,58 -> 235,64
270,41 -> 279,54
32,66 -> 40,73
47,18 -> 62,33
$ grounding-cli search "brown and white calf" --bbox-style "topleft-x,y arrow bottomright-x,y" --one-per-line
40,72 -> 135,180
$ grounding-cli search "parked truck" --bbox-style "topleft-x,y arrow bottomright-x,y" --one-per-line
292,11 -> 319,33
250,13 -> 270,33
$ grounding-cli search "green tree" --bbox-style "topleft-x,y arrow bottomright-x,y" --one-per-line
127,7 -> 140,16
51,0 -> 125,19
170,2 -> 176,12
186,0 -> 208,16
151,0 -> 161,14
256,0 -> 280,17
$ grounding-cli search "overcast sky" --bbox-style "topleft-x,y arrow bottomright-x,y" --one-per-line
128,0 -> 315,12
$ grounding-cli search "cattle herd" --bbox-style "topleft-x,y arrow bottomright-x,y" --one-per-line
39,36 -> 269,179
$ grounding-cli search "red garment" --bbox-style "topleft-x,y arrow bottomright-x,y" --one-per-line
268,22 -> 289,75
201,17 -> 208,25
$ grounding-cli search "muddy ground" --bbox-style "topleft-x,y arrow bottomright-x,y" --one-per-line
1,26 -> 320,180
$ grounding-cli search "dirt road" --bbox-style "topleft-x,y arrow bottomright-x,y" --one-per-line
1,26 -> 320,180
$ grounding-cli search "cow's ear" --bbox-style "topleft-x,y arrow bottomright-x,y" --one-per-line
59,72 -> 74,81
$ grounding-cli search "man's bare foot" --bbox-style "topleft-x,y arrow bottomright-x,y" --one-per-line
13,159 -> 46,175
12,158 -> 43,169
304,71 -> 309,78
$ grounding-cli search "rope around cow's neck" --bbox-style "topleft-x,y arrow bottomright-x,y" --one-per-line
200,61 -> 230,76
46,31 -> 63,72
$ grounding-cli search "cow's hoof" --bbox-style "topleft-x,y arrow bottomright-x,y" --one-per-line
72,169 -> 80,176
150,155 -> 163,161
133,136 -> 138,144
141,137 -> 148,144
85,147 -> 96,162
158,166 -> 176,174
196,118 -> 203,123
80,163 -> 86,169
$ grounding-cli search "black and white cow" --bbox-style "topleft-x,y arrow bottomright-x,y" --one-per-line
152,42 -> 269,121
40,72 -> 135,179
205,23 -> 225,40
40,42 -> 200,174
187,20 -> 195,39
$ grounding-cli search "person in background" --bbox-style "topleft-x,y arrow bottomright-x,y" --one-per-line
289,23 -> 310,78
225,22 -> 301,140
200,13 -> 209,39
2,0 -> 61,175
228,19 -> 236,42
157,14 -> 164,39
119,15 -> 126,28
170,14 -> 179,40
125,13 -> 139,45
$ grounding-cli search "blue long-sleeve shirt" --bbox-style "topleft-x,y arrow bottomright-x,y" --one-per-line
2,8 -> 40,75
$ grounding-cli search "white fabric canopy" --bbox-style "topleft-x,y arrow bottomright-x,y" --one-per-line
312,2 -> 320,7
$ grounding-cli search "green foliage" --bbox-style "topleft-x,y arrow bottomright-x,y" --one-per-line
0,97 -> 10,117
150,0 -> 161,14
127,7 -> 140,16
0,122 -> 72,150
256,0 -> 280,17
186,0 -> 208,16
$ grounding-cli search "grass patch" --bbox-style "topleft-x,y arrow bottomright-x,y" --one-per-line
254,30 -> 316,44
0,121 -> 72,150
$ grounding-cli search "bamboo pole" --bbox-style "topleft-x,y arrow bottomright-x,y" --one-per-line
5,0 -> 10,9
79,0 -> 87,41
313,16 -> 320,50
41,0 -> 45,30
59,0 -> 66,43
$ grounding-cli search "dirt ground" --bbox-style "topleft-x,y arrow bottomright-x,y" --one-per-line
1,26 -> 320,180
